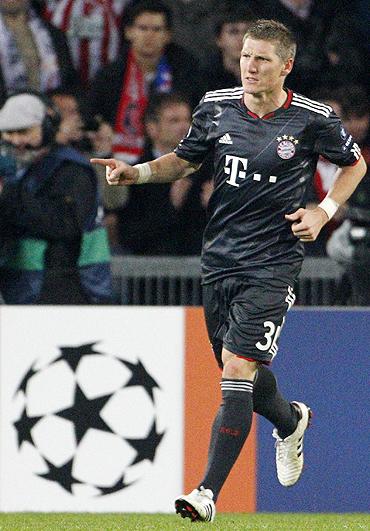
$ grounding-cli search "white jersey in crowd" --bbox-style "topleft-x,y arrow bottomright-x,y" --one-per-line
45,0 -> 131,83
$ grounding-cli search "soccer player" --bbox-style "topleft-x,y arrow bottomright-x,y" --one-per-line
91,19 -> 367,523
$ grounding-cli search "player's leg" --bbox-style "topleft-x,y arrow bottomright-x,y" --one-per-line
175,279 -> 257,522
201,281 -> 299,438
175,350 -> 256,523
253,366 -> 312,486
249,280 -> 311,486
199,350 -> 257,493
253,365 -> 299,438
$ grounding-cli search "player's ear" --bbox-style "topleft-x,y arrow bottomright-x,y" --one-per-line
281,57 -> 294,77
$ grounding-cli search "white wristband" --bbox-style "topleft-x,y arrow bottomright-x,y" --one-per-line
134,162 -> 152,184
318,196 -> 339,220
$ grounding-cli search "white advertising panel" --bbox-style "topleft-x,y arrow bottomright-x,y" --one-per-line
0,306 -> 185,512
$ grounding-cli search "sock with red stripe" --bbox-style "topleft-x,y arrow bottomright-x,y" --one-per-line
198,378 -> 254,501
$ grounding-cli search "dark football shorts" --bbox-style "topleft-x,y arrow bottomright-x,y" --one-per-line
202,275 -> 296,368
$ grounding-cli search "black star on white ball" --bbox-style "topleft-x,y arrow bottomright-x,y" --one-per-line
119,359 -> 160,401
13,344 -> 166,497
97,474 -> 135,496
55,343 -> 101,372
14,364 -> 38,395
126,419 -> 165,465
55,384 -> 113,444
38,457 -> 81,493
13,407 -> 42,448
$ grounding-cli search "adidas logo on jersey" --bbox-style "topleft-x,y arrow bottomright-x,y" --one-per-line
219,133 -> 233,144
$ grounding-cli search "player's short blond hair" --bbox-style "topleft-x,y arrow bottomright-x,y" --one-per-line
243,19 -> 297,62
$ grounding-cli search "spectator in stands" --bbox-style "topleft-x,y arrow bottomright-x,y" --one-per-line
352,0 -> 370,56
327,85 -> 370,305
321,6 -> 370,95
340,86 -> 370,152
47,88 -> 85,148
252,0 -> 344,95
47,88 -> 115,156
0,92 -> 112,304
201,9 -> 256,92
146,0 -> 261,64
154,0 -> 228,64
109,92 -> 209,255
42,0 -> 131,88
48,87 -> 129,226
0,0 -> 77,106
89,0 -> 203,164
173,158 -> 213,256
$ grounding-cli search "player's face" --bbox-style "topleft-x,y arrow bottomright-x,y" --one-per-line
125,13 -> 171,60
240,38 -> 293,95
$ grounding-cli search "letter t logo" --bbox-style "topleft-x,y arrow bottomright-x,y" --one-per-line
224,155 -> 248,187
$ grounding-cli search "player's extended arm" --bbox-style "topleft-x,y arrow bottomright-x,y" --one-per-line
90,153 -> 200,186
285,155 -> 367,241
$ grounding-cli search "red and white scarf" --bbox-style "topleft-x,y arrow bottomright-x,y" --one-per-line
112,50 -> 148,163
113,50 -> 173,163
0,9 -> 61,93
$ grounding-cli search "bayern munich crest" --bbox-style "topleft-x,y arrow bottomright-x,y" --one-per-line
276,135 -> 299,159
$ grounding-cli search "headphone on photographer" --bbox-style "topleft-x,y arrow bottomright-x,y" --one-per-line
9,90 -> 61,147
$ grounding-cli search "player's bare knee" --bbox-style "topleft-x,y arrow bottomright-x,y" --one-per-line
222,354 -> 257,380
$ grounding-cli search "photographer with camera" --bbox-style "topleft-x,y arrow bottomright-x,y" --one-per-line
47,88 -> 129,244
0,92 -> 112,304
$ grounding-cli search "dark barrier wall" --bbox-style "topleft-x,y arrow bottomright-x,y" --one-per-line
257,309 -> 370,512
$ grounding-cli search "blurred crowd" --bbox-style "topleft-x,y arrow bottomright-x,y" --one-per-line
0,0 -> 369,304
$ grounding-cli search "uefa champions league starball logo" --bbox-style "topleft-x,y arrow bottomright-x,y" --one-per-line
12,343 -> 165,496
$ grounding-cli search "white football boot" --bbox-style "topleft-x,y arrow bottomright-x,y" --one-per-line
175,486 -> 216,522
272,401 -> 312,487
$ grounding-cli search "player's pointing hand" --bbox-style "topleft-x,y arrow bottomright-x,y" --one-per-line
90,157 -> 138,186
285,207 -> 328,242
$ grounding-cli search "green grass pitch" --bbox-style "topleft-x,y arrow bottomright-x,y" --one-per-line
0,513 -> 368,530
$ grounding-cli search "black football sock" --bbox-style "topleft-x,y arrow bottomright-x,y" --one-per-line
253,365 -> 298,438
198,378 -> 254,501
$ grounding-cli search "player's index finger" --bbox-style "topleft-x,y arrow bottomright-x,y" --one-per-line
90,158 -> 114,166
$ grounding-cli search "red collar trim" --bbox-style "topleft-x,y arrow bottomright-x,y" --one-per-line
247,110 -> 260,119
283,89 -> 293,109
243,89 -> 293,119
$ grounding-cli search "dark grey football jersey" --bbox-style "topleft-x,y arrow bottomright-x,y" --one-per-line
174,87 -> 361,283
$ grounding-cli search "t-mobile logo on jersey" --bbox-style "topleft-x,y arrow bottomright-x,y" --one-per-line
224,155 -> 278,187
224,155 -> 248,187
